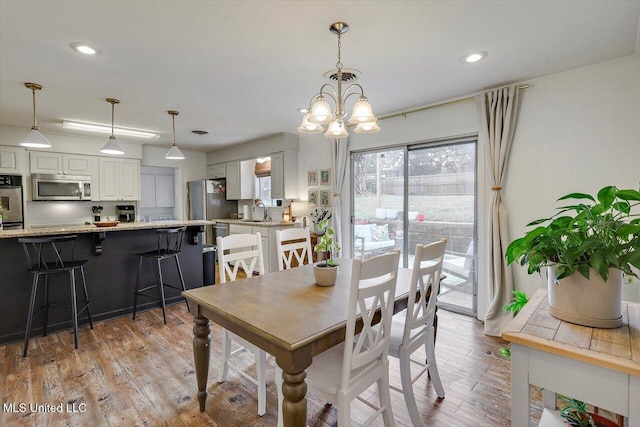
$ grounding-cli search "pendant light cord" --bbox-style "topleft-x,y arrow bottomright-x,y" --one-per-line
31,88 -> 37,128
111,102 -> 115,137
172,114 -> 176,146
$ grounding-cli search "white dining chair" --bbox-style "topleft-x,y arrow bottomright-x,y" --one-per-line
216,232 -> 267,416
275,227 -> 314,271
277,250 -> 400,426
387,239 -> 447,426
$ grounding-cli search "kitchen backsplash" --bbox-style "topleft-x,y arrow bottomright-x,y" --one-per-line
26,201 -> 137,226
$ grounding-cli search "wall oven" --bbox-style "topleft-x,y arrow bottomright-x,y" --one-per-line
0,174 -> 24,229
32,174 -> 92,201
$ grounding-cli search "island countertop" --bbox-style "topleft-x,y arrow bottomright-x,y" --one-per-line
0,220 -> 214,239
211,218 -> 295,227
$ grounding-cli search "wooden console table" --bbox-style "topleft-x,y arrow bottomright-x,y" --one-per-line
503,289 -> 640,427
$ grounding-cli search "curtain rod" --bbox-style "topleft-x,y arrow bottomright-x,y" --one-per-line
376,84 -> 529,123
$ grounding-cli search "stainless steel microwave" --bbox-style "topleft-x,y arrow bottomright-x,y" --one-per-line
32,174 -> 92,201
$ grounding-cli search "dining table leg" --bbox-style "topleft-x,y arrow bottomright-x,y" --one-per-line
281,368 -> 308,426
193,315 -> 211,412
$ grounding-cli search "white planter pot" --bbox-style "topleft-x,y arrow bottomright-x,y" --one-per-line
547,266 -> 622,328
408,211 -> 418,221
386,209 -> 398,220
376,208 -> 387,220
314,264 -> 338,287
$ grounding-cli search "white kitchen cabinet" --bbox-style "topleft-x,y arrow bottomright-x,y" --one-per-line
226,160 -> 254,200
99,157 -> 140,201
154,175 -> 174,207
30,152 -> 96,176
30,152 -> 63,174
0,145 -> 23,174
140,173 -> 174,208
206,163 -> 226,179
269,151 -> 298,200
140,174 -> 156,207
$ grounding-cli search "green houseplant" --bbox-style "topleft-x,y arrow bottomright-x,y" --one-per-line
506,185 -> 640,328
313,219 -> 341,286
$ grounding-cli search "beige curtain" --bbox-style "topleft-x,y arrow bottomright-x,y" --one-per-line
331,137 -> 349,257
482,86 -> 521,336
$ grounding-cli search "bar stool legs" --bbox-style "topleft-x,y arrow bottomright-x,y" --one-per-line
132,254 -> 188,325
22,268 -> 94,358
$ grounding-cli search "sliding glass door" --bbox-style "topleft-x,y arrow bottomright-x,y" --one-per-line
352,149 -> 405,264
407,142 -> 476,315
351,140 -> 477,316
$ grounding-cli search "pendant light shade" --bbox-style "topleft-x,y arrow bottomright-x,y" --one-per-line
324,119 -> 349,138
100,98 -> 125,155
165,110 -> 185,160
20,83 -> 52,148
297,113 -> 324,134
354,119 -> 380,134
348,97 -> 376,124
308,97 -> 333,124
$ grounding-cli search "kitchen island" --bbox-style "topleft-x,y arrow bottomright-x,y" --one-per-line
0,220 -> 212,345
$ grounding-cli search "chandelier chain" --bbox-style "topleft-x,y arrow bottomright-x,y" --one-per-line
336,32 -> 342,70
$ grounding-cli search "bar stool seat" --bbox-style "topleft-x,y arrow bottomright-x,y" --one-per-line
18,235 -> 93,357
132,227 -> 189,324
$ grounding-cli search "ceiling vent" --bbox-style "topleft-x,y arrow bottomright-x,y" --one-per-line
323,68 -> 361,82
191,130 -> 209,135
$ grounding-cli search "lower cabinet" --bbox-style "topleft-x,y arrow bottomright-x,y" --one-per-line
228,223 -> 293,273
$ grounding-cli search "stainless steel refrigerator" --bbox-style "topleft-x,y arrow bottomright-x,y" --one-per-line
187,179 -> 237,243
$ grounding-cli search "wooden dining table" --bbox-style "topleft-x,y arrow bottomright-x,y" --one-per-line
182,259 -> 414,427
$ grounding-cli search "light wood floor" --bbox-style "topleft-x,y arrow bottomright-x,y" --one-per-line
1,301 -> 542,426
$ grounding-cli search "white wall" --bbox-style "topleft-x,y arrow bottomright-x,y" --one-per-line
297,55 -> 640,319
507,56 -> 640,302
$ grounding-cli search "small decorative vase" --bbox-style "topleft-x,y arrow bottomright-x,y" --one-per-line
314,223 -> 325,236
314,264 -> 338,287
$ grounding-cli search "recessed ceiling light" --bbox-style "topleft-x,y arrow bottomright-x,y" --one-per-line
69,42 -> 97,55
297,107 -> 310,114
461,51 -> 488,63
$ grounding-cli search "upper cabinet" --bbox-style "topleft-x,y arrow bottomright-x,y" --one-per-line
225,160 -> 254,200
270,151 -> 298,200
0,145 -> 23,174
99,158 -> 139,201
141,173 -> 174,208
206,163 -> 226,179
30,152 -> 95,176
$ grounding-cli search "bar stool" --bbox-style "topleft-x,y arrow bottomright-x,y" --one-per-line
18,235 -> 93,357
132,227 -> 189,324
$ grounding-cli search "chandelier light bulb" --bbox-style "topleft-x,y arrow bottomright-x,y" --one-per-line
348,98 -> 376,124
308,98 -> 333,124
298,113 -> 324,134
354,120 -> 380,134
325,120 -> 349,138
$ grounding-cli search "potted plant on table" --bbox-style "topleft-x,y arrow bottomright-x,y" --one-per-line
313,218 -> 341,286
506,185 -> 640,328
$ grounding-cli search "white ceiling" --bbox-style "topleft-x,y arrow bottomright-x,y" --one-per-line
1,1 -> 639,152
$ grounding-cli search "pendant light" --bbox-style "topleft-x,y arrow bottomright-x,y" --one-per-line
165,110 -> 185,160
20,83 -> 52,148
100,98 -> 125,155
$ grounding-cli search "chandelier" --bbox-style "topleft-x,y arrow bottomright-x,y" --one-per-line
165,110 -> 185,160
298,22 -> 380,138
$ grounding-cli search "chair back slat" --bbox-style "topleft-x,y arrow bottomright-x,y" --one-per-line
18,235 -> 78,270
217,232 -> 264,283
341,250 -> 400,389
404,239 -> 447,345
276,228 -> 313,271
155,227 -> 186,254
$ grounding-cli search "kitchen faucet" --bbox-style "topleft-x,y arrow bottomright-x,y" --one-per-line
253,202 -> 269,221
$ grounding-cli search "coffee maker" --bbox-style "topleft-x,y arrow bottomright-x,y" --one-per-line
116,205 -> 136,222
